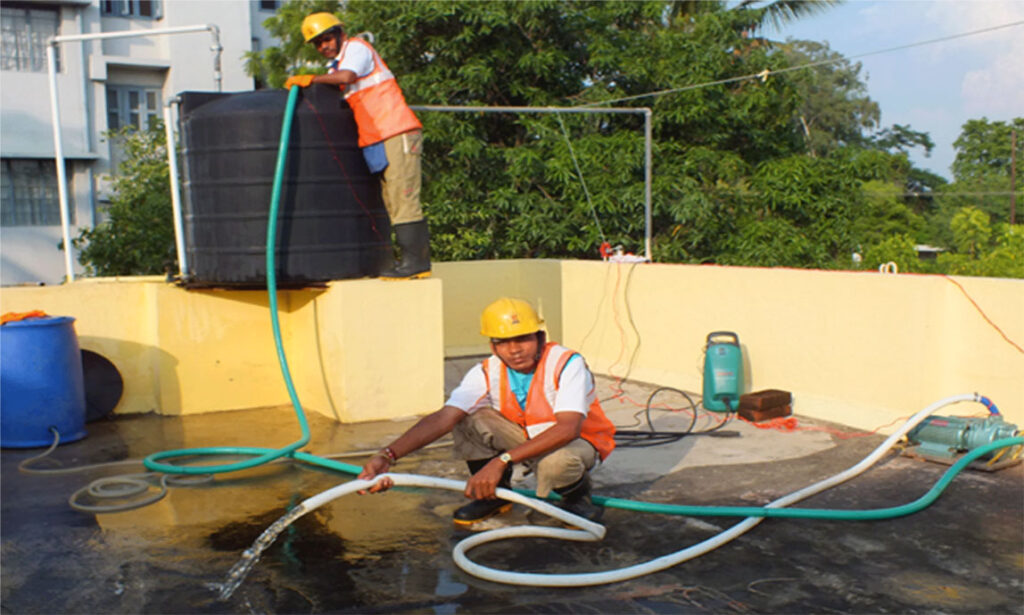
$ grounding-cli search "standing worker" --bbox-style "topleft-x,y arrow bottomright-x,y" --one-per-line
285,12 -> 430,280
357,297 -> 616,527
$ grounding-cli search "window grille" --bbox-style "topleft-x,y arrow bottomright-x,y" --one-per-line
1,159 -> 72,227
100,0 -> 161,19
0,4 -> 60,72
106,85 -> 162,131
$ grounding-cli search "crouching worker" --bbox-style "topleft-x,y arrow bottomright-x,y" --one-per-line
358,297 -> 615,526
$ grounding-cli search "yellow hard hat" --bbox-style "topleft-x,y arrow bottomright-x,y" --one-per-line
301,12 -> 343,42
480,297 -> 544,339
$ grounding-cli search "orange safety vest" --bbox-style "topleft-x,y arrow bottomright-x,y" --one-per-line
482,342 -> 616,461
331,37 -> 422,148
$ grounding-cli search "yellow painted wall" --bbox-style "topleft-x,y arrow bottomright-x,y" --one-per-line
3,263 -> 1020,431
560,261 -> 1024,431
1,277 -> 163,415
0,277 -> 443,423
433,259 -> 562,356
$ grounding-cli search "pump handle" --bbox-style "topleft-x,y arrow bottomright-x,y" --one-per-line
706,331 -> 739,346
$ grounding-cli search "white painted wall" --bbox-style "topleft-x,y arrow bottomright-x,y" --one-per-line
1,0 -> 277,286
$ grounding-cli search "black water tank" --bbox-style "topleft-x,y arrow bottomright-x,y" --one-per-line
179,86 -> 391,287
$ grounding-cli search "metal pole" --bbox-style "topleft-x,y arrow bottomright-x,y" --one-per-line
1011,129 -> 1017,225
164,98 -> 187,277
643,109 -> 652,261
47,42 -> 75,283
52,24 -> 215,43
47,25 -> 222,282
409,104 -> 654,261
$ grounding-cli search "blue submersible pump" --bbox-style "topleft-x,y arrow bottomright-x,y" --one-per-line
702,331 -> 744,412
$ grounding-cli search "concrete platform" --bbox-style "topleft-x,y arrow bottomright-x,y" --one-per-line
2,370 -> 1022,614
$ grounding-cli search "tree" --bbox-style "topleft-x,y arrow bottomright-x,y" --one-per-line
937,223 -> 1023,278
776,39 -> 879,157
944,117 -> 1024,225
949,206 -> 992,259
251,1 -> 983,273
72,125 -> 175,276
245,1 -> 814,262
862,234 -> 919,274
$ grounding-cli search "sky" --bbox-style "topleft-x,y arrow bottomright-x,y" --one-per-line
764,0 -> 1024,181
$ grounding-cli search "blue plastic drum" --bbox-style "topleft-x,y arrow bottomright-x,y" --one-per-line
1,316 -> 87,448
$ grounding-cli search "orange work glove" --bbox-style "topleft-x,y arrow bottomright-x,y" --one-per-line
283,74 -> 315,89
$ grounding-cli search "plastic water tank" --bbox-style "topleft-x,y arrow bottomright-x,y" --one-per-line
179,85 -> 391,287
1,316 -> 87,448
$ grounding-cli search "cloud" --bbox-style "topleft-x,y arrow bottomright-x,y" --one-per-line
923,2 -> 1024,117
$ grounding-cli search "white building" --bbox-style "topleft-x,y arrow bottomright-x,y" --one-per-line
1,0 -> 282,285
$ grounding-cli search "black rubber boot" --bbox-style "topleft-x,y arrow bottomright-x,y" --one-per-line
554,474 -> 603,523
380,220 -> 431,280
453,458 -> 513,527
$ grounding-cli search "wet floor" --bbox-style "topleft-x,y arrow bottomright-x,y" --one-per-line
2,374 -> 1022,614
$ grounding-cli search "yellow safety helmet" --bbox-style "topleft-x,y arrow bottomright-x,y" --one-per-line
480,297 -> 544,339
301,12 -> 343,42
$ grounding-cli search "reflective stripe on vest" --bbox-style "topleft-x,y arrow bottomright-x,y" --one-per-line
481,343 -> 616,460
331,38 -> 421,147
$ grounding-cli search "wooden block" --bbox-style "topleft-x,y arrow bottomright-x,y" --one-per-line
739,389 -> 792,410
739,404 -> 792,422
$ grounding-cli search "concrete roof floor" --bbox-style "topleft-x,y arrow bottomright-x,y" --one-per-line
2,364 -> 1022,614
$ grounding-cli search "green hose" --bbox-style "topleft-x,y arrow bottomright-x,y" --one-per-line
142,86 -> 1022,526
588,435 -> 1022,518
143,86 -> 308,476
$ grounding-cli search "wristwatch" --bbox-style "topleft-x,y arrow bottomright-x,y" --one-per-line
498,452 -> 513,465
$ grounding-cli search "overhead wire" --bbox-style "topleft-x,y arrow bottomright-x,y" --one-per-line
579,20 -> 1024,108
554,112 -> 606,246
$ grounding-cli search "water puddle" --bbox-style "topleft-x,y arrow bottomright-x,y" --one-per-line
209,504 -> 309,600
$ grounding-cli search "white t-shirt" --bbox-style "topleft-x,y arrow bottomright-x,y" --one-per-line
446,357 -> 594,418
329,39 -> 375,77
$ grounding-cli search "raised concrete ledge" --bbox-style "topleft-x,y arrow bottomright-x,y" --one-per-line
2,262 -> 1021,430
0,277 -> 444,422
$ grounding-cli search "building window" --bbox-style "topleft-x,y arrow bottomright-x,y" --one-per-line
101,0 -> 162,19
106,85 -> 162,131
0,4 -> 61,72
1,159 -> 72,227
259,1 -> 279,11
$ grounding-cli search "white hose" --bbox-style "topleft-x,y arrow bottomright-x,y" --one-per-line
289,393 -> 981,587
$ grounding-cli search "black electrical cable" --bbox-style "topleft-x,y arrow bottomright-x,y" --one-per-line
614,386 -> 738,448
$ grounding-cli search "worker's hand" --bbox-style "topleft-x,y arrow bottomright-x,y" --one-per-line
283,74 -> 315,89
464,458 -> 506,500
357,454 -> 393,494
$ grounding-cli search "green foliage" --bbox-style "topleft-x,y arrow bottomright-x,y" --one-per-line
72,125 -> 175,276
937,224 -> 1024,278
852,180 -> 925,248
861,234 -> 919,273
236,1 -> 1018,279
776,39 -> 879,157
938,117 -> 1024,226
245,0 -> 341,88
949,206 -> 992,258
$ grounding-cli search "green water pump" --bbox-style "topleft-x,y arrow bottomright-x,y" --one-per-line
907,414 -> 1019,460
702,331 -> 744,412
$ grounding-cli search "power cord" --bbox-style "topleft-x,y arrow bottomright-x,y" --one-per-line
614,386 -> 738,448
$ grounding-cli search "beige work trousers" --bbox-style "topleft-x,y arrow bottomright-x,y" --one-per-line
452,408 -> 598,497
380,130 -> 423,225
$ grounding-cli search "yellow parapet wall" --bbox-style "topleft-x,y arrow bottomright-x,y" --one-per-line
3,262 -> 1020,430
558,261 -> 1024,431
433,259 -> 563,356
0,277 -> 444,422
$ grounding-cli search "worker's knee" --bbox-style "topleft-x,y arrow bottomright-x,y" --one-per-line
536,447 -> 587,488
